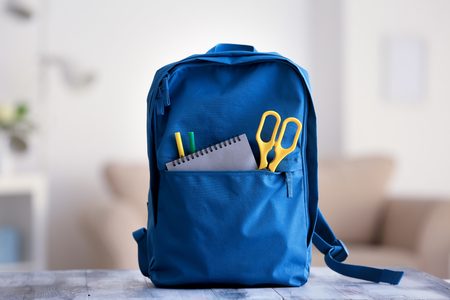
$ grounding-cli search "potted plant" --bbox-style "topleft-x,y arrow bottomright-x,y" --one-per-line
0,102 -> 34,173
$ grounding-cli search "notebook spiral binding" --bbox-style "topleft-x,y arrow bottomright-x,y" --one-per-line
172,135 -> 242,167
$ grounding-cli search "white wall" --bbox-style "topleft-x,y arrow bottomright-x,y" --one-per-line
0,2 -> 38,103
309,0 -> 343,157
42,0 -> 313,269
342,0 -> 450,198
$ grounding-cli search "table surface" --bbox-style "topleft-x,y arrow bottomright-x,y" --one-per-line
1,267 -> 449,299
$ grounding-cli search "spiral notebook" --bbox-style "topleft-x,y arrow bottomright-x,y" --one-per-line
166,134 -> 258,171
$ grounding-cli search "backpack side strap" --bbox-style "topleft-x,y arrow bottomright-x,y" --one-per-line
133,228 -> 149,277
313,209 -> 404,285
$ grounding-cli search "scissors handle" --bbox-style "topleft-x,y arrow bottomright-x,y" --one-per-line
268,117 -> 302,172
256,111 -> 281,170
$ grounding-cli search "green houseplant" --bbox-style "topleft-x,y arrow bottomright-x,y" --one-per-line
0,102 -> 33,153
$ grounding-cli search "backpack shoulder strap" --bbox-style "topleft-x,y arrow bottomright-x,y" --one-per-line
313,209 -> 404,285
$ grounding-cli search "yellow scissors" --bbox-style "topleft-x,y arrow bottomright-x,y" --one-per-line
256,111 -> 302,172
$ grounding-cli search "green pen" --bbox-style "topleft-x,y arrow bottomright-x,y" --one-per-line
189,132 -> 196,154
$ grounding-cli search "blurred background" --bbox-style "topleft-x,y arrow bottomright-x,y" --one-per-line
1,0 -> 449,277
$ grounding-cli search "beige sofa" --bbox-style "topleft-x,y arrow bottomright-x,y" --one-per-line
82,157 -> 450,279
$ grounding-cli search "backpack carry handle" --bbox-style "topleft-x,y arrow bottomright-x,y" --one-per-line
207,43 -> 257,53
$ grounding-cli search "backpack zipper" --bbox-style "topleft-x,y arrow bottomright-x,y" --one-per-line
155,62 -> 223,115
153,58 -> 308,116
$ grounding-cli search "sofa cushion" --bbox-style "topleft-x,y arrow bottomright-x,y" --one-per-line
318,156 -> 393,243
104,163 -> 149,213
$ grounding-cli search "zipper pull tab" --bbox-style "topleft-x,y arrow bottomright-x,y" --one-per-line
284,172 -> 293,198
156,74 -> 170,115
161,75 -> 170,106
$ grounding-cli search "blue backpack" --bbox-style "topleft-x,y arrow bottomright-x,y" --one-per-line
133,44 -> 404,287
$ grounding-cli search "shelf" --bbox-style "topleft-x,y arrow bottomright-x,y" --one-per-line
0,173 -> 48,271
0,173 -> 47,195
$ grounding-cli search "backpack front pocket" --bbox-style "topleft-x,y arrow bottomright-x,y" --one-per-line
151,170 -> 310,287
